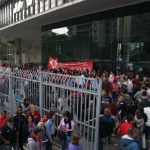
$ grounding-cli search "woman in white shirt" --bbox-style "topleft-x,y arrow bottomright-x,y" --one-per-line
58,111 -> 75,150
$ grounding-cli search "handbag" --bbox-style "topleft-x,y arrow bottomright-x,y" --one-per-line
58,130 -> 66,140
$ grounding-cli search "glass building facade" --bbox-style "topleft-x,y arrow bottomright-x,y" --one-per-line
42,3 -> 150,73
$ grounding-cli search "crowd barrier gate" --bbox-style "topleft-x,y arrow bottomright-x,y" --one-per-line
0,68 -> 102,150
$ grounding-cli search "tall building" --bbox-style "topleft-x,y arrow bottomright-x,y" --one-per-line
0,0 -> 150,73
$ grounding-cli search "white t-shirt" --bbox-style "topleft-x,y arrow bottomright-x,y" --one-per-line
144,107 -> 150,127
147,89 -> 150,96
60,118 -> 75,130
127,80 -> 133,93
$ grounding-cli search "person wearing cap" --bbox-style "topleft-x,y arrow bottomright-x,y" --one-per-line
13,106 -> 26,150
27,127 -> 42,150
1,117 -> 17,149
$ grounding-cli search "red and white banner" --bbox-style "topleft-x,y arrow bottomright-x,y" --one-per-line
48,57 -> 59,70
48,57 -> 93,71
59,61 -> 93,71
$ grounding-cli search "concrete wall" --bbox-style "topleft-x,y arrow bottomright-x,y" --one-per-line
21,39 -> 41,64
14,38 -> 41,64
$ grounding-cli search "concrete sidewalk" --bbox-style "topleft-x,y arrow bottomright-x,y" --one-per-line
52,135 -> 120,150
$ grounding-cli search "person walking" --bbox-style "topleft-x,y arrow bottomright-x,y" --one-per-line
22,115 -> 36,144
2,117 -> 18,150
45,111 -> 56,150
13,106 -> 26,150
134,108 -> 147,150
58,111 -> 75,150
0,110 -> 9,132
27,127 -> 42,150
68,134 -> 83,150
118,115 -> 134,137
99,108 -> 115,150
121,127 -> 140,150
27,105 -> 40,125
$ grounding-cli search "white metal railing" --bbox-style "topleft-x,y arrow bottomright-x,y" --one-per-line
0,67 -> 102,150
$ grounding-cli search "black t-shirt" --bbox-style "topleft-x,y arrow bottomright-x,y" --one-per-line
2,125 -> 17,144
13,113 -> 26,131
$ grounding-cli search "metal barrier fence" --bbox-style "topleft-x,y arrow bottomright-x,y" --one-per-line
0,67 -> 102,150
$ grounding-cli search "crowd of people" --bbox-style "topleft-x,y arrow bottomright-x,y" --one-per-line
0,63 -> 150,150
99,71 -> 150,150
0,102 -> 81,150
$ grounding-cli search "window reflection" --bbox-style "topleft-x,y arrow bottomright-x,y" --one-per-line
42,11 -> 150,72
52,27 -> 69,35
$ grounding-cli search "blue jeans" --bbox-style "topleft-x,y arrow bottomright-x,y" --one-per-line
46,135 -> 54,150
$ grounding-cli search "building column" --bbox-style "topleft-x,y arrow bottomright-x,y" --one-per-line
123,16 -> 132,70
14,38 -> 22,64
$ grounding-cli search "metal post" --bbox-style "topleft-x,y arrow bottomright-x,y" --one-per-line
8,68 -> 13,114
39,71 -> 43,115
95,78 -> 102,150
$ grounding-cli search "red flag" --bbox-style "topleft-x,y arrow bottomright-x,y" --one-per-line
48,57 -> 59,70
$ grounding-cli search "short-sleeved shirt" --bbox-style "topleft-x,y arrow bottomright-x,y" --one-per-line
60,118 -> 75,130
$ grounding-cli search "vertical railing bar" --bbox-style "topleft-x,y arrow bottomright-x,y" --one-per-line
39,71 -> 43,115
8,69 -> 13,114
94,79 -> 102,150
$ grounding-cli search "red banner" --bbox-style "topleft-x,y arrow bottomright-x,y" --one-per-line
59,61 -> 93,71
48,57 -> 93,71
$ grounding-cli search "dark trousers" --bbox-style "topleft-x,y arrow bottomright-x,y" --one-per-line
18,132 -> 23,150
46,135 -> 54,150
0,143 -> 17,150
145,126 -> 150,149
98,136 -> 103,150
46,141 -> 52,150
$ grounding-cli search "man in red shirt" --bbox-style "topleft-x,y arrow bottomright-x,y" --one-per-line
0,110 -> 9,132
118,115 -> 134,136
